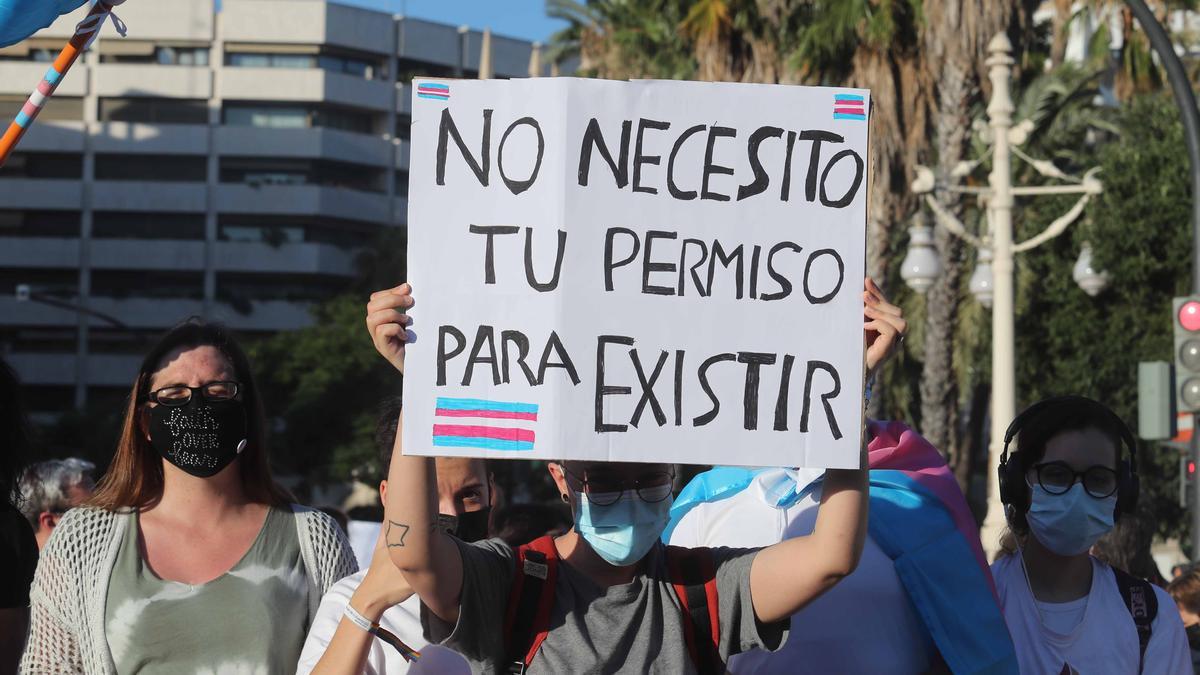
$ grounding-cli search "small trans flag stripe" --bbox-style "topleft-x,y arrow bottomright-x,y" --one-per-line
433,424 -> 535,443
14,111 -> 30,128
432,397 -> 538,451
21,101 -> 39,118
36,80 -> 53,96
433,436 -> 534,451
417,82 -> 450,100
436,397 -> 538,414
435,408 -> 538,421
43,67 -> 61,85
833,92 -> 866,121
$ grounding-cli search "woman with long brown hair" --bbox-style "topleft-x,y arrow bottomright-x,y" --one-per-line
20,321 -> 357,673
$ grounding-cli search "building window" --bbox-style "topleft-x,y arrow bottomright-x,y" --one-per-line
223,104 -> 308,129
219,223 -> 304,245
217,217 -> 372,250
0,153 -> 83,179
217,272 -> 344,304
0,210 -> 80,237
98,98 -> 208,124
226,50 -> 383,79
0,96 -> 83,123
93,212 -> 205,240
396,58 -> 457,83
157,46 -> 209,66
222,103 -> 375,134
92,270 -> 203,300
100,46 -> 210,65
94,154 -> 207,182
0,269 -> 77,296
220,157 -> 385,193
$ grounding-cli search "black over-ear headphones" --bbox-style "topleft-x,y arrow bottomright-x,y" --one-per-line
998,395 -> 1139,530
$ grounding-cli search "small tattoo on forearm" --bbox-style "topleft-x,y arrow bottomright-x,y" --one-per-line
386,520 -> 410,547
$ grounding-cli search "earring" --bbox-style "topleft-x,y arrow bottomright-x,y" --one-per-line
560,493 -> 569,503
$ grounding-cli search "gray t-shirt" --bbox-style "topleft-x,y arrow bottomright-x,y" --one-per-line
105,507 -> 310,673
423,538 -> 787,674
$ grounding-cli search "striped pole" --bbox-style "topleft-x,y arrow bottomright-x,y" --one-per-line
0,0 -> 122,168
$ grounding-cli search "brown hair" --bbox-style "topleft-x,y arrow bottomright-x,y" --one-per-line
1168,567 -> 1200,615
90,320 -> 291,511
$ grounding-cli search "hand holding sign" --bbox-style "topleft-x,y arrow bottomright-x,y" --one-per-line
366,284 -> 414,374
863,278 -> 908,381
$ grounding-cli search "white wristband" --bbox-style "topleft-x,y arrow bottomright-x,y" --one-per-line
344,604 -> 374,633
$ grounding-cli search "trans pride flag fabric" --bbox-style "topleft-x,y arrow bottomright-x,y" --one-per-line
666,420 -> 1017,675
0,0 -> 86,47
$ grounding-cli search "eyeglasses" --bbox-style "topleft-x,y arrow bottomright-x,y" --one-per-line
1029,461 -> 1119,499
563,467 -> 674,506
145,381 -> 240,407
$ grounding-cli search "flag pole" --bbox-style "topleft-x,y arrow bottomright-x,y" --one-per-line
0,0 -> 123,167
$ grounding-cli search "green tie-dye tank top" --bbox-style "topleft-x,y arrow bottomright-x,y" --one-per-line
105,507 -> 310,674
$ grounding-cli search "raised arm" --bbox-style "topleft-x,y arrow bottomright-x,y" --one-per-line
748,277 -> 906,624
366,283 -> 464,623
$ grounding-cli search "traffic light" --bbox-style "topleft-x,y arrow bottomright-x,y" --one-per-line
1174,297 -> 1200,411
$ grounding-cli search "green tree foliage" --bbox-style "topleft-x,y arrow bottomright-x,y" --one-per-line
1014,95 -> 1190,543
248,227 -> 408,486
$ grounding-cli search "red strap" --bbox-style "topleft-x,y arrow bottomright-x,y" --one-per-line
503,535 -> 560,669
666,545 -> 722,674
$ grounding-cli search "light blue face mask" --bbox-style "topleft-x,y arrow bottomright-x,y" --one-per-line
573,490 -> 673,567
1026,483 -> 1117,556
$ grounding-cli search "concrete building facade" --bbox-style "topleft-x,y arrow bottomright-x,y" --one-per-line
0,0 -> 556,413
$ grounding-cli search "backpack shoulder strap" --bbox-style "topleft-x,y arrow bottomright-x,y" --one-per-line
1111,566 -> 1157,674
503,535 -> 559,674
666,545 -> 723,675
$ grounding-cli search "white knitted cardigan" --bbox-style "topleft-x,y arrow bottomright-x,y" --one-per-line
19,504 -> 358,674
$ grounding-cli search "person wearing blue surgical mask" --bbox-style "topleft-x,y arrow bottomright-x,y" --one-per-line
364,282 -> 888,674
991,396 -> 1191,675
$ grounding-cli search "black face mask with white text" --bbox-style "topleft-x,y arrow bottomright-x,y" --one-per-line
148,398 -> 248,478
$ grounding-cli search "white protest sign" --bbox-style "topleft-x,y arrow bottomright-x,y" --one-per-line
404,78 -> 869,468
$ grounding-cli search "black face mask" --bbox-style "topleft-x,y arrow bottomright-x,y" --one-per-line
148,398 -> 248,478
1187,622 -> 1200,650
436,506 -> 492,543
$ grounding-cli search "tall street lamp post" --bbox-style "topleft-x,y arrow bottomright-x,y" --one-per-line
900,33 -> 1105,556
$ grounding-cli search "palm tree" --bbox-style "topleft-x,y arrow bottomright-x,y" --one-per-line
546,0 -> 1036,485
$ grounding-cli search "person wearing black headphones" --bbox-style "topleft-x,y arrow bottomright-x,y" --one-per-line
992,396 -> 1191,674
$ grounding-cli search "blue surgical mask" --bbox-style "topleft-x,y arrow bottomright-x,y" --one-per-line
573,491 -> 673,567
1026,483 -> 1116,556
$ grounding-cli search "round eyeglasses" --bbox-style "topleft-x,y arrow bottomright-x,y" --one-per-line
1029,461 -> 1119,499
145,381 -> 240,407
563,467 -> 674,506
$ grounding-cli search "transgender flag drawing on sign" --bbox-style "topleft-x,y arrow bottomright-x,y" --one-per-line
432,397 -> 538,451
833,93 -> 866,121
417,82 -> 450,101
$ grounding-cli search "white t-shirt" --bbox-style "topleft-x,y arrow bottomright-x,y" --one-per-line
348,520 -> 382,570
668,468 -> 933,674
992,554 -> 1192,675
295,570 -> 426,675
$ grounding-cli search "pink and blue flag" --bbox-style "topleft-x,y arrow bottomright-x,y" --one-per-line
432,397 -> 537,451
833,93 -> 866,121
417,82 -> 450,101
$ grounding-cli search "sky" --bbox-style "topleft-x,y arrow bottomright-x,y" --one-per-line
334,0 -> 569,44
